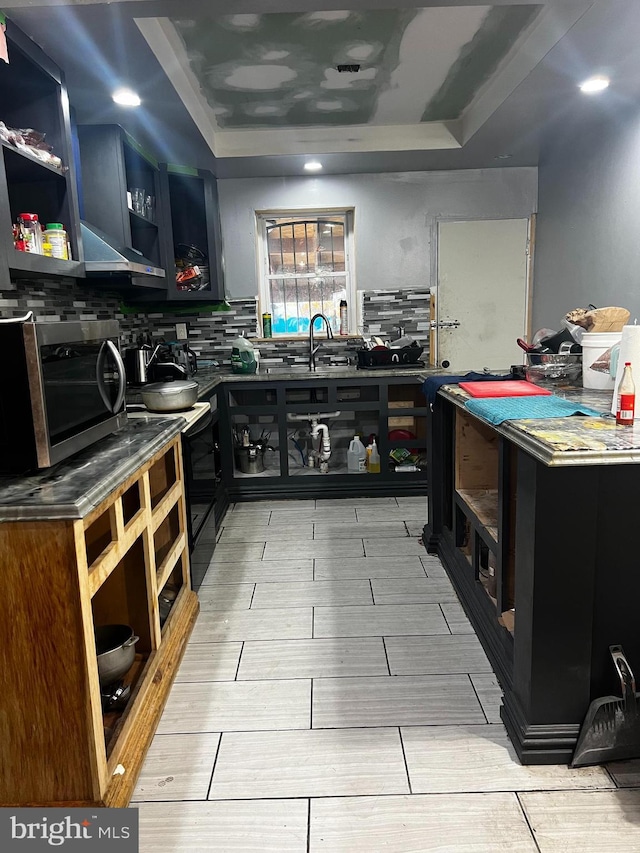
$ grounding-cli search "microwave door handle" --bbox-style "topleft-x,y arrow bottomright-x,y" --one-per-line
96,340 -> 126,413
96,341 -> 112,411
106,339 -> 126,413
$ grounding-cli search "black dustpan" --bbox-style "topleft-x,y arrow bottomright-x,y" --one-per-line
571,645 -> 640,768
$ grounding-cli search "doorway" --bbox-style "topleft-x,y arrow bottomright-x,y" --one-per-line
434,218 -> 531,372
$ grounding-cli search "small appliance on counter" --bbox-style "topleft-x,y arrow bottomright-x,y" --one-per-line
0,314 -> 126,474
123,339 -> 189,385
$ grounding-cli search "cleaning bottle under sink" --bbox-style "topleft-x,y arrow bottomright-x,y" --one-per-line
347,435 -> 367,473
368,439 -> 380,474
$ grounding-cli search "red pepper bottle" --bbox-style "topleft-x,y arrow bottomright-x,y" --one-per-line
616,361 -> 635,426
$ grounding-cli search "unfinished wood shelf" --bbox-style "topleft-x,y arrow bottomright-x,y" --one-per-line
0,434 -> 199,808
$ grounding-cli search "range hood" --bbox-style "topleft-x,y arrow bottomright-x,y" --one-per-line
80,221 -> 165,282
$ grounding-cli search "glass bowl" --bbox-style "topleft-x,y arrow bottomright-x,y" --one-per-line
524,353 -> 582,387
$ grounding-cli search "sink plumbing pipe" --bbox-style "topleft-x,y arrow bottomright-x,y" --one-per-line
287,412 -> 341,473
311,419 -> 330,461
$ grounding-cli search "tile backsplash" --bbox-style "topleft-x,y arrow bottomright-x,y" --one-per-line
0,280 -> 430,366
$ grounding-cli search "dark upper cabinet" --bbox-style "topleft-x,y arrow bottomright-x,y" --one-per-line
76,123 -> 167,289
158,164 -> 225,302
0,19 -> 84,286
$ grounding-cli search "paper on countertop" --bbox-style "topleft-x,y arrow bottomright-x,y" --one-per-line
610,325 -> 640,418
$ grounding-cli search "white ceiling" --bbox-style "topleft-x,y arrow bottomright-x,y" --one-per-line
7,1 -> 640,178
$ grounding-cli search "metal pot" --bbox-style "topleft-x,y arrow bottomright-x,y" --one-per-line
141,380 -> 198,412
235,444 -> 266,474
95,624 -> 139,687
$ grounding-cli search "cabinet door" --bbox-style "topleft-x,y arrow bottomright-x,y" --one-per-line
0,20 -> 84,287
76,124 -> 167,285
158,164 -> 225,302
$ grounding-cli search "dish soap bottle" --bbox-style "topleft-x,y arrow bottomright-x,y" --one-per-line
368,439 -> 380,473
347,435 -> 367,473
231,334 -> 257,374
616,361 -> 635,425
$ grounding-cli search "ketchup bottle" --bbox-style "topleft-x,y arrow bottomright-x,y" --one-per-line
616,361 -> 635,426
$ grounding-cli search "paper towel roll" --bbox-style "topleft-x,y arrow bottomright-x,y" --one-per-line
610,325 -> 640,416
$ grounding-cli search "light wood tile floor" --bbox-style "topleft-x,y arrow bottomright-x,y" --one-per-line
135,497 -> 621,852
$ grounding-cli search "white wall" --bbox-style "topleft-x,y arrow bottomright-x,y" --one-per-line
218,168 -> 538,298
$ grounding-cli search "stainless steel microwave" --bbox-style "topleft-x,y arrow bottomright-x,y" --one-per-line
1,318 -> 127,474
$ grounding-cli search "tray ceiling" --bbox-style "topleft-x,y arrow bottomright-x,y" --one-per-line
167,6 -> 540,129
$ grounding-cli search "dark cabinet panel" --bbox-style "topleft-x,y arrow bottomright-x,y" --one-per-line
158,164 -> 225,301
76,124 -> 167,286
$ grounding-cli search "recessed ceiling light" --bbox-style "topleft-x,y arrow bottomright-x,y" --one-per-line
495,153 -> 512,160
304,161 -> 323,172
579,75 -> 610,94
112,88 -> 141,107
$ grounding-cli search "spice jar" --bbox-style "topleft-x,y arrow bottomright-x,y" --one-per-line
17,213 -> 42,254
43,223 -> 69,260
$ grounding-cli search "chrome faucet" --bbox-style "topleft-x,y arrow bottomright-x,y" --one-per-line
309,313 -> 334,371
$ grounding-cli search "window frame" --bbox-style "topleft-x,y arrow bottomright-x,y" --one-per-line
256,207 -> 357,337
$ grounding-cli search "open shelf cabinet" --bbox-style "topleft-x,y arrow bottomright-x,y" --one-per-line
157,163 -> 225,301
0,435 -> 198,807
451,407 -> 516,636
0,19 -> 84,287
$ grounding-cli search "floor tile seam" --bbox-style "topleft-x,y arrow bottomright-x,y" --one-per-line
219,600 -> 439,611
167,678 -> 313,693
466,672 -> 491,723
369,577 -> 375,606
309,631 -> 454,639
133,788 -> 603,807
206,786 -> 568,801
233,672 -> 392,682
397,726 -> 414,795
218,669 -> 494,682
310,671 -> 483,682
249,601 -> 377,610
186,637 -> 314,644
514,791 -> 544,853
157,725 -> 320,737
205,733 -> 224,800
199,578 -> 317,586
207,722 -> 413,737
388,668 -> 495,677
438,602 -> 454,635
306,798 -> 311,853
233,641 -> 244,681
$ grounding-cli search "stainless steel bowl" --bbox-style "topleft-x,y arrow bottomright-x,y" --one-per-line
141,380 -> 198,412
95,624 -> 139,687
524,353 -> 582,387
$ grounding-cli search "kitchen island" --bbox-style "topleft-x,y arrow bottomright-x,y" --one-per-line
424,383 -> 640,764
0,419 -> 198,806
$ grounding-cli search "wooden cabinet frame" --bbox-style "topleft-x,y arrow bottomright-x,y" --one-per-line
0,436 -> 198,806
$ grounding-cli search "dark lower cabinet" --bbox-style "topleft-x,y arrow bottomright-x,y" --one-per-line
424,389 -> 640,764
219,374 -> 428,501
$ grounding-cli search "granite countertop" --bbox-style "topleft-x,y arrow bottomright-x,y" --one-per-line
439,383 -> 640,466
126,364 -> 437,406
0,418 -> 184,522
193,363 -> 436,392
126,400 -> 211,431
